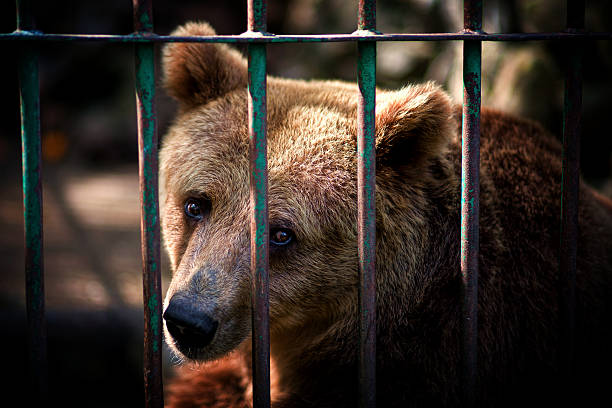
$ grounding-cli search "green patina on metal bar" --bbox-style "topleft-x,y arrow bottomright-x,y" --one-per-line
17,0 -> 48,403
461,1 -> 482,406
248,0 -> 267,33
358,0 -> 376,32
135,39 -> 163,408
357,1 -> 376,407
133,1 -> 163,406
247,1 -> 271,405
20,34 -> 49,408
248,42 -> 271,408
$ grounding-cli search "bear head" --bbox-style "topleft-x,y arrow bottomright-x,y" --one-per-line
159,22 -> 455,362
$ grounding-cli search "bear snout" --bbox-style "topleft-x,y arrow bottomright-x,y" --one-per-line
163,295 -> 219,356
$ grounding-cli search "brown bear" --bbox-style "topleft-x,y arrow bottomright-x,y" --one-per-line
159,22 -> 612,407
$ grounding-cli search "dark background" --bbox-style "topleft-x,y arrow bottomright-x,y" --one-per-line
0,1 -> 610,406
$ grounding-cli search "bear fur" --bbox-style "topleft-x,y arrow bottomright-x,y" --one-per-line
159,22 -> 612,407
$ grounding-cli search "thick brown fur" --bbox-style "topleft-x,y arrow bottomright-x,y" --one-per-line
160,22 -> 612,407
166,355 -> 249,408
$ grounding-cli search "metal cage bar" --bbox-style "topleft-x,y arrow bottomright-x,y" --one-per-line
559,0 -> 584,393
461,1 -> 482,406
247,2 -> 271,408
133,1 -> 164,407
357,1 -> 377,408
17,0 -> 48,404
3,32 -> 612,43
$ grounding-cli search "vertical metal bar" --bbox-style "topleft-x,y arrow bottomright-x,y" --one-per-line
133,1 -> 163,407
248,0 -> 268,33
17,0 -> 48,403
247,2 -> 271,408
357,2 -> 376,408
559,0 -> 584,389
461,1 -> 482,406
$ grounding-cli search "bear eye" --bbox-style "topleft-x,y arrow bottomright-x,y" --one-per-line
183,198 -> 209,221
270,228 -> 294,247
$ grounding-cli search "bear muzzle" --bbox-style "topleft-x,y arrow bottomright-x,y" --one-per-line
163,295 -> 219,357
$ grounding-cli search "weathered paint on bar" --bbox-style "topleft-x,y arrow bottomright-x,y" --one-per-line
357,41 -> 377,408
460,40 -> 481,406
2,31 -> 612,43
133,0 -> 154,33
558,0 -> 584,396
461,1 -> 482,406
358,0 -> 376,32
248,41 -> 271,408
17,0 -> 47,403
248,0 -> 267,33
463,0 -> 483,32
247,1 -> 271,406
357,2 -> 376,407
134,1 -> 163,406
135,43 -> 163,408
19,34 -> 48,408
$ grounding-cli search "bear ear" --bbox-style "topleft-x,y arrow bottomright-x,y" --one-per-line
375,83 -> 454,168
163,22 -> 248,109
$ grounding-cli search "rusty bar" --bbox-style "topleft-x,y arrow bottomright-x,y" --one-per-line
558,0 -> 584,393
133,0 -> 154,33
248,2 -> 270,407
357,1 -> 376,408
248,0 -> 267,32
133,1 -> 163,407
17,0 -> 47,403
461,1 -> 482,406
248,43 -> 270,408
463,0 -> 483,32
358,0 -> 376,32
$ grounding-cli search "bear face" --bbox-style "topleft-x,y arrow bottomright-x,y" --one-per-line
160,23 -> 457,365
160,22 -> 612,407
160,81 -> 364,361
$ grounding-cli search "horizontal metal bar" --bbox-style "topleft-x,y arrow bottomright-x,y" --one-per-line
2,31 -> 611,43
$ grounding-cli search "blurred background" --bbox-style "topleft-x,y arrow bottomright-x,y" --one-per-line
0,0 -> 610,406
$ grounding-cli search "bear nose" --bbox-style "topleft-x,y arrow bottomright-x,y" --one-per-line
163,296 -> 218,351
